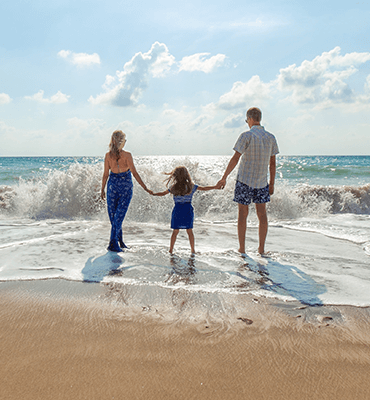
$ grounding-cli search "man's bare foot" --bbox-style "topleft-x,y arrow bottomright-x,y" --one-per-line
238,248 -> 246,254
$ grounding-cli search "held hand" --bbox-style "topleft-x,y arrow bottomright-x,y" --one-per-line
147,189 -> 154,195
216,178 -> 226,189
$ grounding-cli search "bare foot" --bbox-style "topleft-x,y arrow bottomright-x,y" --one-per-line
258,250 -> 271,257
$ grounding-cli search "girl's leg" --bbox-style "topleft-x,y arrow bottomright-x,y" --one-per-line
170,230 -> 179,254
186,229 -> 195,254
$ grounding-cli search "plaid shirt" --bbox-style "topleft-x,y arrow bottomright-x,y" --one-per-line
233,125 -> 279,189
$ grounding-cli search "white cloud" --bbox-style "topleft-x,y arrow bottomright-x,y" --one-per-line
223,113 -> 244,129
25,90 -> 70,104
277,46 -> 370,105
214,47 -> 370,112
90,42 -> 229,107
89,42 -> 176,107
217,75 -> 272,110
66,117 -> 107,140
0,120 -> 16,136
179,53 -> 226,73
0,93 -> 12,105
364,75 -> 370,93
58,50 -> 101,67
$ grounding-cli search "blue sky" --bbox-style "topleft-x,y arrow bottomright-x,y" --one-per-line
1,0 -> 370,156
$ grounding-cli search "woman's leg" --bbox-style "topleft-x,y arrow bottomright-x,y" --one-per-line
113,191 -> 132,248
107,177 -> 132,251
107,183 -> 121,251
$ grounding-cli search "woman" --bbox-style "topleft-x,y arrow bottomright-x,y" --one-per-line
101,130 -> 152,252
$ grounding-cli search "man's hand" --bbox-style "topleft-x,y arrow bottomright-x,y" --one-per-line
216,178 -> 227,189
269,183 -> 274,195
101,190 -> 106,200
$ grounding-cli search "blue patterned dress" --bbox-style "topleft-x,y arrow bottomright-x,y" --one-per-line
106,170 -> 133,251
170,185 -> 198,229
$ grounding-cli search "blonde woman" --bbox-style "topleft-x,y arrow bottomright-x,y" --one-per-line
101,130 -> 152,252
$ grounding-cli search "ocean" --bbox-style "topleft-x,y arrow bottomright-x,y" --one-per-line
0,155 -> 369,313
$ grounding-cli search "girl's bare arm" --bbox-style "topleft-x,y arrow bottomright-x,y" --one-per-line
197,185 -> 219,191
152,190 -> 170,196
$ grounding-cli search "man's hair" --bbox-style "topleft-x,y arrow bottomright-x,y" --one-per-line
246,107 -> 262,122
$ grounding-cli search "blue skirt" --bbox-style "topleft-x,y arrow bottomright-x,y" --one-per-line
171,203 -> 194,229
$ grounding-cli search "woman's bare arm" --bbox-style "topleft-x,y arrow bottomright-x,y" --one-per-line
101,154 -> 110,200
126,152 -> 152,194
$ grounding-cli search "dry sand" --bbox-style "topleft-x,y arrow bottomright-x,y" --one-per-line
1,279 -> 370,400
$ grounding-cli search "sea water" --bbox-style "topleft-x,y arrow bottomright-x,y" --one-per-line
0,156 -> 369,310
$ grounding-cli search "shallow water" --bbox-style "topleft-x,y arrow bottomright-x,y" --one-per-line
0,156 -> 369,308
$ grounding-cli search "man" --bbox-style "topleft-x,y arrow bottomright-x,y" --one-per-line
217,107 -> 279,255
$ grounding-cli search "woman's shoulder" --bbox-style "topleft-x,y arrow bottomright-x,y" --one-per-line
104,152 -> 113,163
121,150 -> 132,159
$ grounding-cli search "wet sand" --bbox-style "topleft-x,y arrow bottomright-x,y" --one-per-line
1,280 -> 370,400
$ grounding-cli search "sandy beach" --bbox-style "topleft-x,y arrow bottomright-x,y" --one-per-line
1,279 -> 370,400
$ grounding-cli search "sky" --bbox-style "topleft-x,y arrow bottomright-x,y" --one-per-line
1,0 -> 370,156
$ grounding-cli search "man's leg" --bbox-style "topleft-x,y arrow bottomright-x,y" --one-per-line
238,203 -> 249,253
255,203 -> 268,254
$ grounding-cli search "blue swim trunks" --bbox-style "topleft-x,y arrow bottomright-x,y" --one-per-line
233,181 -> 270,205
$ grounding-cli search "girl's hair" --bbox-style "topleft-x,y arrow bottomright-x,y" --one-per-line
109,130 -> 126,160
165,166 -> 193,196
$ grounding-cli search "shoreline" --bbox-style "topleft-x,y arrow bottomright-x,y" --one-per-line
1,279 -> 370,399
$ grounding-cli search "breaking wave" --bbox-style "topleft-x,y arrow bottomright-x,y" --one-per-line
1,161 -> 369,221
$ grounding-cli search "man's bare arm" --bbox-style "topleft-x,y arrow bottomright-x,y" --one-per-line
269,155 -> 276,195
216,151 -> 241,189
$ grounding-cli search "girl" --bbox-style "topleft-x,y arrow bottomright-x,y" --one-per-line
101,130 -> 152,252
152,166 -> 218,254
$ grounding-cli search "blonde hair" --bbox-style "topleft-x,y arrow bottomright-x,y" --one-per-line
109,130 -> 126,160
165,166 -> 193,196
